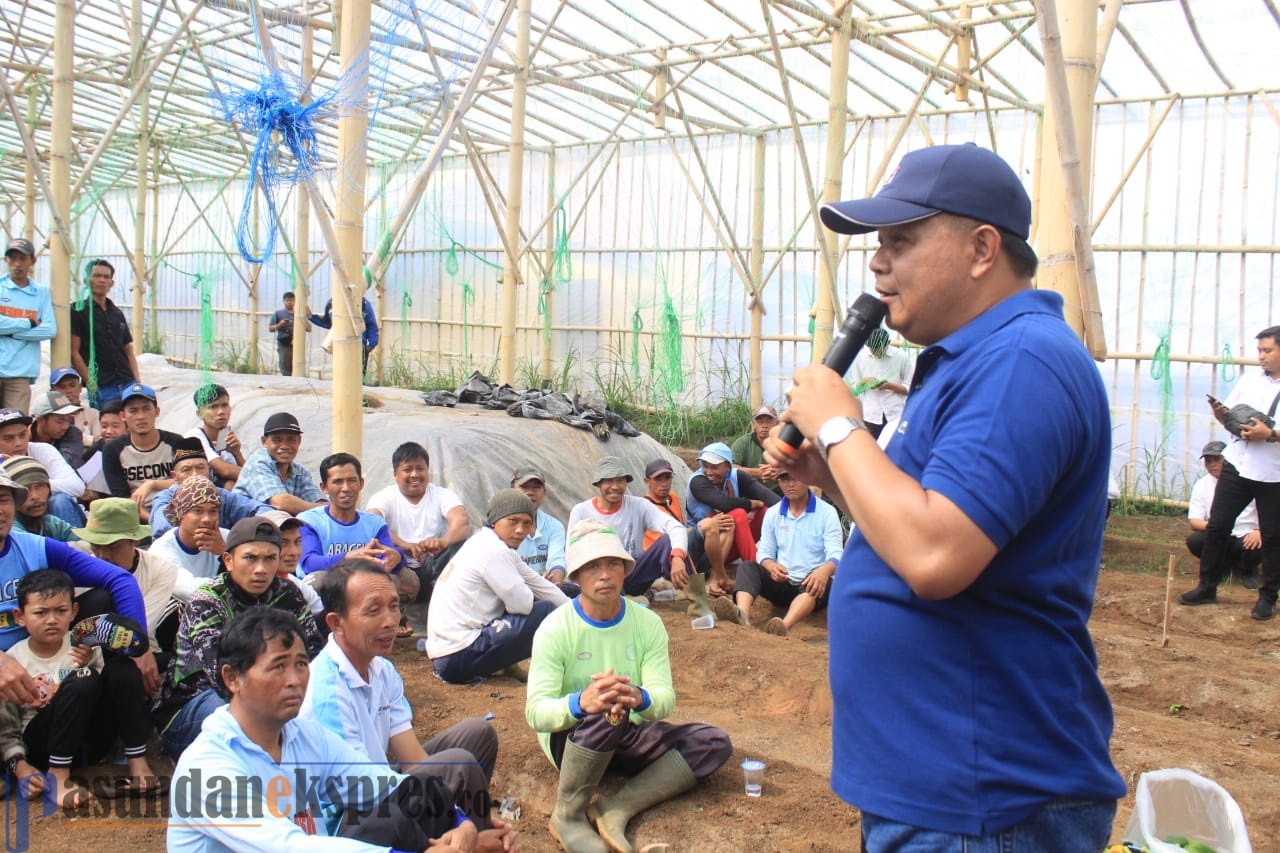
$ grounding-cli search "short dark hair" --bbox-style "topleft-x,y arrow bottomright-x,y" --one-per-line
194,383 -> 229,409
319,452 -> 363,483
88,259 -> 115,277
945,215 -> 1038,279
320,558 -> 394,616
1257,326 -> 1280,346
392,442 -> 429,470
214,607 -> 305,699
100,399 -> 124,417
283,292 -> 295,300
16,569 -> 74,608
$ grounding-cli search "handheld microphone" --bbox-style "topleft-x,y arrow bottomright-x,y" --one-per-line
775,293 -> 889,457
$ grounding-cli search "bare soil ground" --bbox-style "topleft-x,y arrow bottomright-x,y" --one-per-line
18,513 -> 1280,852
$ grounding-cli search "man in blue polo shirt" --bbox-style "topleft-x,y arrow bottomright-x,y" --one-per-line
767,144 -> 1124,851
0,238 -> 55,412
298,453 -> 413,600
713,469 -> 842,637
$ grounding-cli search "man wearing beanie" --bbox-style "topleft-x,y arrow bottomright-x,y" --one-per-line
1,456 -> 75,542
149,436 -> 284,538
526,519 -> 732,853
426,488 -> 568,684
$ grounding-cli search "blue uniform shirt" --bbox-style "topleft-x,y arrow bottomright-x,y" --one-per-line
829,290 -> 1126,835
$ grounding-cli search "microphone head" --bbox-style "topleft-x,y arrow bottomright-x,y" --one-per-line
848,293 -> 888,328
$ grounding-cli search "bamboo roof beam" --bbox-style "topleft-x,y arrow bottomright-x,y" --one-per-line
1090,95 -> 1177,233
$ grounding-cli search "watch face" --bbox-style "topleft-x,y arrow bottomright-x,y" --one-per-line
819,417 -> 855,452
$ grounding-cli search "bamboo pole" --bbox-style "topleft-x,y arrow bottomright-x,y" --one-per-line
133,88 -> 149,337
1160,554 -> 1175,648
955,4 -> 972,103
653,47 -> 667,130
365,0 -> 517,286
374,166 -> 388,385
749,133 -> 766,409
498,0 -> 531,385
1033,0 -> 1106,359
540,154 -> 555,384
22,89 -> 34,244
48,0 -> 74,368
813,1 -> 853,359
293,0 -> 313,379
148,140 -> 159,352
1090,96 -> 1176,233
247,197 -> 261,374
330,0 -> 371,453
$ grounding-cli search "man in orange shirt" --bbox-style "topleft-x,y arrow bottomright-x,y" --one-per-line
641,459 -> 734,595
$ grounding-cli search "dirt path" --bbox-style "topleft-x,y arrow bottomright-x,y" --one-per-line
19,523 -> 1280,852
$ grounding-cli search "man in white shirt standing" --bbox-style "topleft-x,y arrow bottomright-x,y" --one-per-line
1181,325 -> 1280,620
849,328 -> 914,440
1186,440 -> 1261,590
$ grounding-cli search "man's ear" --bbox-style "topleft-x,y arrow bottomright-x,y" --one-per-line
969,223 -> 1002,278
324,610 -> 342,633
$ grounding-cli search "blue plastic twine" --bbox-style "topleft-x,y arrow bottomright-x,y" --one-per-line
214,70 -> 338,264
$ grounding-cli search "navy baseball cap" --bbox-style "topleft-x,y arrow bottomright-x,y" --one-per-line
50,366 -> 80,387
819,143 -> 1032,240
122,382 -> 157,403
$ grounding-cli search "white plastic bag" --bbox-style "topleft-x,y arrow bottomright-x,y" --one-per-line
1123,768 -> 1251,853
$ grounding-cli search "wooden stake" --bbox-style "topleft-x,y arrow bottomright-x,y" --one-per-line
1161,554 -> 1175,648
49,0 -> 74,368
292,0 -> 314,380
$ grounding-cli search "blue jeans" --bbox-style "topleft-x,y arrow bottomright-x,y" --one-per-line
432,599 -> 558,684
47,492 -> 86,527
89,381 -> 134,408
860,798 -> 1117,853
161,687 -> 227,757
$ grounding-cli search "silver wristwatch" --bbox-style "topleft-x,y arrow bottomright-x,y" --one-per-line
816,416 -> 866,459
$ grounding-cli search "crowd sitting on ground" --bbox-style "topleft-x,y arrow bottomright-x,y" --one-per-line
0,307 -> 844,849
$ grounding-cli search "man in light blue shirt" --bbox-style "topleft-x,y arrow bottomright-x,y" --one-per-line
0,238 -> 55,412
301,559 -> 514,849
168,606 -> 481,853
713,470 -> 842,636
511,466 -> 574,595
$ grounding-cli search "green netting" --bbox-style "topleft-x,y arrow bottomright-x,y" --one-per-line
1219,343 -> 1237,383
163,259 -> 215,383
630,308 -> 644,378
460,279 -> 475,362
400,289 -> 413,354
1150,329 -> 1173,438
72,276 -> 98,394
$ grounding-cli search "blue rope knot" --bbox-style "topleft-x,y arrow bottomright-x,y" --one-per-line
215,70 -> 338,264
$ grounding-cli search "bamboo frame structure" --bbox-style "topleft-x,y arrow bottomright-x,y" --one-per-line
0,0 -> 1272,500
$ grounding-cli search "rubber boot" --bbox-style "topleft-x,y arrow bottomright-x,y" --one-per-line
550,741 -> 612,853
684,573 -> 712,619
588,750 -> 697,853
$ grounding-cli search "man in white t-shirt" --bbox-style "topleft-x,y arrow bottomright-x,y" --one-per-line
185,384 -> 244,488
365,442 -> 470,624
1187,440 -> 1261,589
850,329 -> 915,440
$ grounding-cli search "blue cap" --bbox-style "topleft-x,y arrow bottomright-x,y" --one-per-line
697,442 -> 734,465
121,382 -> 157,403
49,366 -> 80,387
819,143 -> 1032,239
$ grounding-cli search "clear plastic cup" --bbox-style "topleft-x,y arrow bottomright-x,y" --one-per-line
690,613 -> 716,630
741,759 -> 765,796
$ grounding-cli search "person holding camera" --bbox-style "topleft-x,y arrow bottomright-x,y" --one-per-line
1181,325 -> 1280,620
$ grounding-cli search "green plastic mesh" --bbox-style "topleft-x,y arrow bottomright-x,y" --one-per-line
72,275 -> 98,394
1150,329 -> 1173,438
1219,343 -> 1237,383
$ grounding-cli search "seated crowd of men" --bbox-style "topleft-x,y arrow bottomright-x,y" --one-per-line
0,376 -> 844,850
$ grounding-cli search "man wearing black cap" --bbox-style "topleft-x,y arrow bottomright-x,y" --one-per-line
101,382 -> 185,520
154,515 -> 324,757
0,238 -> 54,412
232,412 -> 326,515
768,144 -> 1123,850
69,259 -> 140,408
148,436 -> 284,538
1185,440 -> 1261,590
